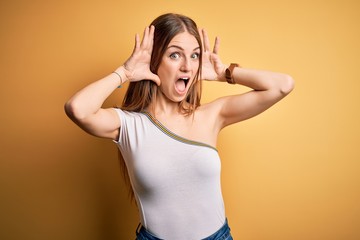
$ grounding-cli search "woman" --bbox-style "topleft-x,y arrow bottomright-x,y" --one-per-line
65,13 -> 294,240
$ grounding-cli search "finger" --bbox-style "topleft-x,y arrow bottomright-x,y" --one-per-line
198,27 -> 204,51
213,36 -> 220,54
148,25 -> 155,51
202,29 -> 211,52
133,33 -> 140,53
140,26 -> 149,49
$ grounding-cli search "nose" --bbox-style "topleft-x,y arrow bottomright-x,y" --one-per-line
180,57 -> 191,72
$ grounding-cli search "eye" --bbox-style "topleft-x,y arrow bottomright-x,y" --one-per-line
191,52 -> 200,59
169,52 -> 180,59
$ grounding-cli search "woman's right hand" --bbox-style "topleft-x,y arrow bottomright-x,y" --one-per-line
117,25 -> 161,86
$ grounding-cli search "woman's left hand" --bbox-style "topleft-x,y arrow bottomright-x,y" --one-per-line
200,29 -> 227,81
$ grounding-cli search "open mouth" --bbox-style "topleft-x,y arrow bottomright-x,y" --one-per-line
180,77 -> 190,87
175,77 -> 190,93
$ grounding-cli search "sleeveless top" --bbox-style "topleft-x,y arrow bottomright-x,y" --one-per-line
113,109 -> 226,240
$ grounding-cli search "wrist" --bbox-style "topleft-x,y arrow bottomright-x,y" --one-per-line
113,66 -> 128,86
217,65 -> 228,82
225,63 -> 240,84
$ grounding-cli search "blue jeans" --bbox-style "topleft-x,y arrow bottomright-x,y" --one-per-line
135,219 -> 233,240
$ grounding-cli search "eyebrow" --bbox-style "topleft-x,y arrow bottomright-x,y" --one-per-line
167,45 -> 200,51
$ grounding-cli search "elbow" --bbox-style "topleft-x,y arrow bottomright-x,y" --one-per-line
64,99 -> 84,122
279,74 -> 295,95
64,100 -> 76,120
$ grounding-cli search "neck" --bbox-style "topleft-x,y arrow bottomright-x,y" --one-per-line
152,95 -> 178,117
148,91 -> 189,118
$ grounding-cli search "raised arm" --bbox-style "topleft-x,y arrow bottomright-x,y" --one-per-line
199,29 -> 294,129
64,26 -> 160,140
216,66 -> 294,128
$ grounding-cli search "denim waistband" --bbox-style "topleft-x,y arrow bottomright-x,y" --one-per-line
135,218 -> 232,240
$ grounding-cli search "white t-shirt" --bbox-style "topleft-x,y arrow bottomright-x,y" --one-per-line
113,109 -> 226,240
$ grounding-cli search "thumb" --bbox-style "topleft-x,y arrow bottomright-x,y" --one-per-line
148,73 -> 161,86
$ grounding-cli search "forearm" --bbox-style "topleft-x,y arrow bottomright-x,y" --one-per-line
226,66 -> 294,95
65,67 -> 127,120
214,66 -> 294,128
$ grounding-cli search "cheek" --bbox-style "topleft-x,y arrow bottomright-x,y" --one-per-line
157,69 -> 169,83
192,61 -> 200,77
192,59 -> 200,69
158,62 -> 176,80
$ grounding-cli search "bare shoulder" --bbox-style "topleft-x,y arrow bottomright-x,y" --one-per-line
195,100 -> 225,133
196,95 -> 249,130
196,99 -> 223,117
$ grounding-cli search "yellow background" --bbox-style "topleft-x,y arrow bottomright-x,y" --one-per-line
1,0 -> 359,239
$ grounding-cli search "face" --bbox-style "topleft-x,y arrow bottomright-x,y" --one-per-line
156,30 -> 200,103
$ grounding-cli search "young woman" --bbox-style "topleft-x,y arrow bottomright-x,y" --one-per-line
65,13 -> 294,240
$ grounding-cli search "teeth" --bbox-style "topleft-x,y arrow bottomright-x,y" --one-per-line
178,77 -> 189,87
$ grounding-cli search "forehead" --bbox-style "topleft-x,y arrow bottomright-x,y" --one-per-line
167,31 -> 199,50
